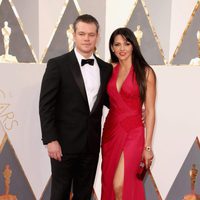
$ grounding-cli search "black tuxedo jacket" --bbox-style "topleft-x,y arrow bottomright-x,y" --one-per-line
39,50 -> 112,155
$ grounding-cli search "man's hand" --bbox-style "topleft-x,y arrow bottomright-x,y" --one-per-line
47,140 -> 63,161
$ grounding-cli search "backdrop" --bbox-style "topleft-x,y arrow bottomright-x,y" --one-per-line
0,0 -> 200,199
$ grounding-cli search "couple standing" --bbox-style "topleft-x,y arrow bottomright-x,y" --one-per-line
39,14 -> 156,200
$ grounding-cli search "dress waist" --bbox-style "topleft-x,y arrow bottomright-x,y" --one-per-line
103,110 -> 143,134
106,108 -> 142,121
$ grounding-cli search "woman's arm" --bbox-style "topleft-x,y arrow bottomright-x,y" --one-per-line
143,67 -> 156,168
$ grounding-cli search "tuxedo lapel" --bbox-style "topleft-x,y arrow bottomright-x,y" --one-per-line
91,57 -> 107,113
68,51 -> 89,106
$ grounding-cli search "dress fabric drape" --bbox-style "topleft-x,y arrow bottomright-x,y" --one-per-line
101,64 -> 145,200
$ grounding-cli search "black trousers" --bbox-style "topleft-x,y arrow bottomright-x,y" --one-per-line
50,153 -> 99,200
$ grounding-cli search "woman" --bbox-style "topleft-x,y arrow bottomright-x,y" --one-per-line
101,27 -> 156,200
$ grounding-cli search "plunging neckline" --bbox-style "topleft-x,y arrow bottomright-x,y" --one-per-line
115,64 -> 132,94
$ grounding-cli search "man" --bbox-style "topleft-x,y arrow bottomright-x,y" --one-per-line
39,14 -> 112,200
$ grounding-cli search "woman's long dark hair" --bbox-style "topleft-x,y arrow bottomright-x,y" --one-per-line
109,27 -> 150,104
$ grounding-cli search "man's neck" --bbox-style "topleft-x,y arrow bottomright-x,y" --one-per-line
75,48 -> 93,59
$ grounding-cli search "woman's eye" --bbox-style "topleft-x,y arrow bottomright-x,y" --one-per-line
114,43 -> 120,46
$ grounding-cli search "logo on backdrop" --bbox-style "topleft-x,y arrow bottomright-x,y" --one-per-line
0,89 -> 18,133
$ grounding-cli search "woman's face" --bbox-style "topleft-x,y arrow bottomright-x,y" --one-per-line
111,34 -> 133,62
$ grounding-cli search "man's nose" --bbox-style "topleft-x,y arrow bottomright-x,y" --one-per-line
84,34 -> 89,40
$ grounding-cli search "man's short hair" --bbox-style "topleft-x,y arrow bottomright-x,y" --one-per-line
73,14 -> 99,33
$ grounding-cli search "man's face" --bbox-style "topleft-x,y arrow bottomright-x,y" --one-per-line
73,21 -> 99,57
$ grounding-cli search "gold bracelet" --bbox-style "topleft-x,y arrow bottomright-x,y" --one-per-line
144,146 -> 152,152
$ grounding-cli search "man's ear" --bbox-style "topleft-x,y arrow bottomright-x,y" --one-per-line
95,33 -> 100,45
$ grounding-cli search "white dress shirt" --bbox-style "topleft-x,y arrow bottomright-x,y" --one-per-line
74,48 -> 100,111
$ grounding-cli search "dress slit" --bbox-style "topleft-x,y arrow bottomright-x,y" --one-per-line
113,151 -> 125,199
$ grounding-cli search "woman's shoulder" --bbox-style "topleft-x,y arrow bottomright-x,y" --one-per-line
145,66 -> 156,82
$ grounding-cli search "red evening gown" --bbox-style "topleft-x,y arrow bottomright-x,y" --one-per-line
101,64 -> 145,200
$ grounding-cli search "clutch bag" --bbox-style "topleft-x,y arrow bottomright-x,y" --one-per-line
136,159 -> 147,180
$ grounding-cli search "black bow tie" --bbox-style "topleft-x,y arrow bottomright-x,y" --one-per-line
81,59 -> 94,66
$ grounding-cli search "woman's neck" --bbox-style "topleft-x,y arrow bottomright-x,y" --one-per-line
119,60 -> 132,70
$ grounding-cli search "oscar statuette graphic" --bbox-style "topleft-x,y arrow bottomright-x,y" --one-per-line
66,24 -> 74,52
0,165 -> 17,200
0,21 -> 18,63
189,30 -> 200,65
183,164 -> 200,200
134,25 -> 143,46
